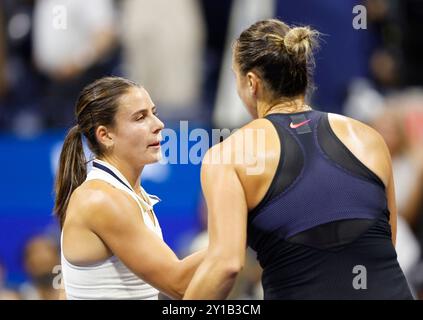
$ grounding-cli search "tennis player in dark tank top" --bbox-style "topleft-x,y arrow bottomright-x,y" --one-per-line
183,18 -> 413,300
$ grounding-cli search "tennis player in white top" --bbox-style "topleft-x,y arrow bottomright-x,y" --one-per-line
54,76 -> 205,300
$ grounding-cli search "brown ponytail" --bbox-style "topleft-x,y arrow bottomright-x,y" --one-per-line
54,125 -> 87,228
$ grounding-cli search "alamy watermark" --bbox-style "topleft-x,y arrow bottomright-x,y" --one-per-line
52,5 -> 67,30
52,265 -> 63,290
53,263 -> 370,291
352,265 -> 367,290
353,5 -> 367,30
158,121 -> 266,175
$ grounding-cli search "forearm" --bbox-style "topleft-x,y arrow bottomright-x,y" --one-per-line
183,257 -> 239,300
170,249 -> 207,299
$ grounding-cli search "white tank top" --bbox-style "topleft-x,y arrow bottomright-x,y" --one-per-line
61,159 -> 163,300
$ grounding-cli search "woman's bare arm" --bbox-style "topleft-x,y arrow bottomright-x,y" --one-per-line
183,146 -> 248,299
79,188 -> 206,299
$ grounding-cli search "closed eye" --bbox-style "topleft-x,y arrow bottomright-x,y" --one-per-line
133,107 -> 158,121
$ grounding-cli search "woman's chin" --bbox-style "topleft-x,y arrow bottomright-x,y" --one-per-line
135,151 -> 162,166
146,150 -> 163,164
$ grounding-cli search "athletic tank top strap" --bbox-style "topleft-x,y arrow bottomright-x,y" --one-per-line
87,159 -> 162,235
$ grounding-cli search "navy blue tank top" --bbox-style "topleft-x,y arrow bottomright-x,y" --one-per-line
247,110 -> 413,299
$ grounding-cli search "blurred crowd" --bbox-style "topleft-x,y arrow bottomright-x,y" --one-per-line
1,235 -> 60,300
0,0 -> 422,299
0,0 -> 225,135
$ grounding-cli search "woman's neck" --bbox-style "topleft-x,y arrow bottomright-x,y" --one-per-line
258,96 -> 311,118
98,156 -> 143,193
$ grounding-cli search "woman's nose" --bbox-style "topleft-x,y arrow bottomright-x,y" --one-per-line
153,114 -> 164,133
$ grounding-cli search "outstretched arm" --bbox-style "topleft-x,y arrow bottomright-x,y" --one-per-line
83,188 -> 206,300
184,147 -> 248,299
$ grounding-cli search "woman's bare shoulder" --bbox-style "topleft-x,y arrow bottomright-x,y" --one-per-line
327,113 -> 391,185
328,113 -> 381,137
67,180 -> 138,225
71,180 -> 120,207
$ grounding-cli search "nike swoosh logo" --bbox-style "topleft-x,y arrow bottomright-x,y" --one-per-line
290,119 -> 311,129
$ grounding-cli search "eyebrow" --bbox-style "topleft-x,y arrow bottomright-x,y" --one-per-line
131,106 -> 157,117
